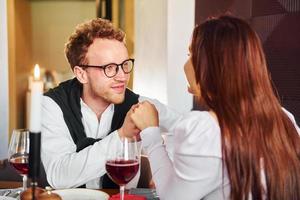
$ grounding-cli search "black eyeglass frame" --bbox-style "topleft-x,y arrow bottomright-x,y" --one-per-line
79,58 -> 135,78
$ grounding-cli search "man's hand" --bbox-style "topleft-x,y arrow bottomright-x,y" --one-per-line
131,101 -> 159,130
118,104 -> 141,138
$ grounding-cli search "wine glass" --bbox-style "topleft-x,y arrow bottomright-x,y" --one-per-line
105,136 -> 140,200
8,129 -> 30,191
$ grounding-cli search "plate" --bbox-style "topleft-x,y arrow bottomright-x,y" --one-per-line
53,188 -> 109,200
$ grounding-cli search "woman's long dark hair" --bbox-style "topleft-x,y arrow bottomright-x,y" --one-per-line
191,16 -> 300,200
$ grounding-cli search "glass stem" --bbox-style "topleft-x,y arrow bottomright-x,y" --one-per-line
120,185 -> 125,200
22,175 -> 27,190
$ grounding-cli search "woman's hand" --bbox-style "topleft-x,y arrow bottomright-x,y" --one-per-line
131,101 -> 159,130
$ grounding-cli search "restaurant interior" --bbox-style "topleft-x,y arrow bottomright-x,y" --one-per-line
0,0 -> 299,199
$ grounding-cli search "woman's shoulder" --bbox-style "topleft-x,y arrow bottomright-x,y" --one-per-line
174,111 -> 222,158
176,111 -> 219,134
282,107 -> 300,134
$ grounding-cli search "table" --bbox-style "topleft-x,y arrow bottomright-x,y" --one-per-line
0,181 -> 22,189
99,189 -> 119,196
0,181 -> 119,196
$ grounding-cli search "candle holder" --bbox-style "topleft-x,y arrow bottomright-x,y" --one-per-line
20,185 -> 45,200
28,131 -> 41,200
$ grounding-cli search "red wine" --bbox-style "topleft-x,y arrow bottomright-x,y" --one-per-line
106,159 -> 139,185
9,156 -> 29,175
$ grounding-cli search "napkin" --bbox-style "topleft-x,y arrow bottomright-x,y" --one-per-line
0,188 -> 22,198
128,188 -> 159,200
109,194 -> 146,200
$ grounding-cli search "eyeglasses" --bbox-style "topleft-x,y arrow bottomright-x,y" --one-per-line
79,58 -> 134,78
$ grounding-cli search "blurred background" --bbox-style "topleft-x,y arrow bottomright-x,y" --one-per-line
0,0 -> 299,159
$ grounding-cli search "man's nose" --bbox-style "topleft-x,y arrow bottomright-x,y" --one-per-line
114,65 -> 127,80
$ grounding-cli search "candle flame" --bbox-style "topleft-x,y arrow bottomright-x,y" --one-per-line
34,64 -> 40,80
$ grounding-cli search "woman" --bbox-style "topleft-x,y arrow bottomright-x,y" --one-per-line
130,16 -> 300,200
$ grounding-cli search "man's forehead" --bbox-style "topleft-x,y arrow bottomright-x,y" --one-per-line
86,38 -> 129,64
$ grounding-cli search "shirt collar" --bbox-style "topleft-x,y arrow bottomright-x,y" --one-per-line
80,98 -> 115,117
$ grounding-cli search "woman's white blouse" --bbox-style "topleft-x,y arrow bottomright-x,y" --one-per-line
141,111 -> 230,200
140,109 -> 300,200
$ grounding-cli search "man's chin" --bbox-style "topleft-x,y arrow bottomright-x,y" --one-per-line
110,94 -> 125,104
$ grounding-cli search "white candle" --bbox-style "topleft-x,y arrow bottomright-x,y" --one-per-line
29,64 -> 44,132
26,76 -> 33,127
28,75 -> 33,91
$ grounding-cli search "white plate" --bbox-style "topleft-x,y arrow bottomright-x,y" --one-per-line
53,188 -> 109,200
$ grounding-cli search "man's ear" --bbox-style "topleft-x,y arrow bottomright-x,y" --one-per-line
73,66 -> 88,84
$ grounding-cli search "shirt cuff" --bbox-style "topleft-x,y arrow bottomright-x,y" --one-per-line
140,127 -> 163,153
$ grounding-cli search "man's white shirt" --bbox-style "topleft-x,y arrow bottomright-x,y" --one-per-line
41,95 -> 180,189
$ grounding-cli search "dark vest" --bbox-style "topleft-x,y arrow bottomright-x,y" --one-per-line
44,78 -> 139,188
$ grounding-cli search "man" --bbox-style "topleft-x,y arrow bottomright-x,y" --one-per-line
41,18 -> 180,189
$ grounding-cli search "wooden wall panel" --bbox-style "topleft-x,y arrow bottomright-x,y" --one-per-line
195,0 -> 300,123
